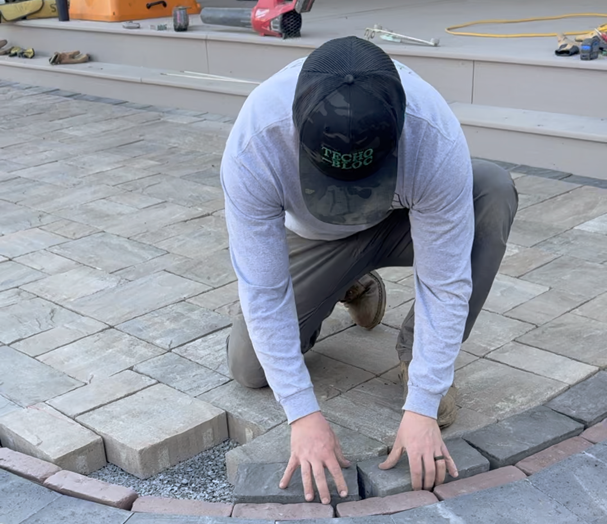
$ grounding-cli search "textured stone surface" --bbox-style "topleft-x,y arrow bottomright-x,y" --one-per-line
336,490 -> 438,518
0,346 -> 82,407
15,250 -> 81,274
0,393 -> 20,417
537,229 -> 607,263
134,353 -> 230,397
314,325 -> 400,376
118,302 -> 231,350
127,514 -> 264,523
483,274 -> 549,314
0,296 -> 82,345
0,260 -> 45,291
17,495 -> 133,524
440,408 -> 497,441
357,438 -> 489,497
546,371 -> 607,426
77,384 -> 228,479
433,466 -> 526,500
173,327 -> 231,377
67,271 -> 208,325
461,310 -> 534,356
573,291 -> 607,323
529,443 -> 607,522
0,469 -> 60,524
498,245 -> 559,278
44,470 -> 138,510
455,359 -> 567,420
581,419 -> 607,444
48,370 -> 156,418
0,228 -> 66,258
487,342 -> 598,385
0,446 -> 61,483
233,503 -> 334,520
198,380 -> 285,444
225,421 -> 387,484
187,282 -> 239,311
506,288 -> 587,326
0,403 -> 106,474
515,436 -> 593,475
131,496 -> 233,517
39,329 -> 165,383
464,405 -> 584,468
233,462 -> 359,506
400,479 -> 586,524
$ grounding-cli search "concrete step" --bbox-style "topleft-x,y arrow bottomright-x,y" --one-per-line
0,56 -> 256,116
452,102 -> 607,180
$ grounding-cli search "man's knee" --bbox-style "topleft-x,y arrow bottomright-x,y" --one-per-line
227,317 -> 269,389
472,159 -> 519,227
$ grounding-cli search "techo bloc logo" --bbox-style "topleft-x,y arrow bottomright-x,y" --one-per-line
321,146 -> 374,170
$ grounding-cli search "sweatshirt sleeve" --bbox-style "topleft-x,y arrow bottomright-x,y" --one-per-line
403,131 -> 474,419
221,152 -> 320,424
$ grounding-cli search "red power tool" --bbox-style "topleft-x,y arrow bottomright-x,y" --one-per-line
201,0 -> 315,39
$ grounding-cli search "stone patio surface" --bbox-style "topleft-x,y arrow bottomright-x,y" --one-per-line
1,82 -> 606,488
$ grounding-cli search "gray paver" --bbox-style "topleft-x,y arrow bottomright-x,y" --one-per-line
0,202 -> 55,235
0,469 -> 60,524
117,302 -> 231,350
20,182 -> 120,213
134,353 -> 230,397
39,329 -> 165,383
463,405 -> 584,468
77,384 -> 228,479
0,346 -> 82,406
20,495 -> 132,524
318,302 -> 356,341
0,393 -> 20,417
487,342 -> 598,385
54,198 -> 139,228
233,462 -> 360,506
0,403 -> 106,474
0,261 -> 45,292
0,228 -> 66,258
358,438 -> 489,497
405,479 -> 587,524
41,218 -> 99,239
67,271 -> 209,325
505,288 -> 587,326
0,288 -> 36,308
508,219 -> 564,247
198,380 -> 286,444
537,229 -> 607,263
522,255 -> 607,296
173,327 -> 231,377
50,232 -> 165,273
113,253 -> 189,281
517,313 -> 607,368
0,297 -> 82,345
483,274 -> 549,314
546,371 -> 607,426
529,444 -> 607,522
14,250 -> 81,275
48,370 -> 156,418
187,282 -> 239,311
573,291 -> 607,323
154,216 -> 228,258
314,325 -> 401,376
455,359 -> 567,420
107,191 -> 164,209
461,310 -> 534,356
498,244 -> 559,278
126,515 -> 266,524
12,316 -> 107,358
225,421 -> 387,484
166,250 -> 235,288
440,408 -> 497,441
576,213 -> 607,235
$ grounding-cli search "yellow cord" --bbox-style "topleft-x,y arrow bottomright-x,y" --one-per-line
446,13 -> 607,38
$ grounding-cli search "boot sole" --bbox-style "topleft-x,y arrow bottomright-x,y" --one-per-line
364,270 -> 386,330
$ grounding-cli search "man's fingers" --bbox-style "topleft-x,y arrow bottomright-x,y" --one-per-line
433,454 -> 447,487
300,461 -> 315,502
334,437 -> 351,468
279,457 -> 299,489
312,462 -> 331,505
409,452 -> 424,491
443,445 -> 459,479
379,445 -> 403,470
422,453 -> 436,491
326,458 -> 348,498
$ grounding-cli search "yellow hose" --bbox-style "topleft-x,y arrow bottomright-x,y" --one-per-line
445,13 -> 607,38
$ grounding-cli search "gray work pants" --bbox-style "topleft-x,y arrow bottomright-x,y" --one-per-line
227,159 -> 519,388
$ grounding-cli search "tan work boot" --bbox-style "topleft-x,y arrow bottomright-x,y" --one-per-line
399,361 -> 458,429
342,271 -> 386,330
49,51 -> 90,65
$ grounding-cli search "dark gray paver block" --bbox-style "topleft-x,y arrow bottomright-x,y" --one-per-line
278,518 -> 394,524
357,438 -> 489,497
425,479 -> 586,524
126,515 -> 267,523
233,462 -> 360,507
20,495 -> 132,524
463,405 -> 584,468
529,445 -> 607,522
0,469 -> 60,524
546,371 -> 607,426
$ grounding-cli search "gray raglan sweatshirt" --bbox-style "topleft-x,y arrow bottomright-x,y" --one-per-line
221,58 -> 474,425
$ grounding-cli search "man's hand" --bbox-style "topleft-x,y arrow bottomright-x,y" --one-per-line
279,411 -> 351,505
379,411 -> 458,490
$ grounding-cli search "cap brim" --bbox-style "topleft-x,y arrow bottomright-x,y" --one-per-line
299,145 -> 398,226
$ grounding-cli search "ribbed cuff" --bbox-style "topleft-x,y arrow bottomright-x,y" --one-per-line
403,384 -> 443,419
281,387 -> 321,424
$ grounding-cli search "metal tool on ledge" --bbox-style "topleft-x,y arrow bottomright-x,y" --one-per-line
364,24 -> 440,47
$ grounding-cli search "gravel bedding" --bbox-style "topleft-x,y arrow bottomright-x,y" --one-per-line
89,439 -> 239,502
